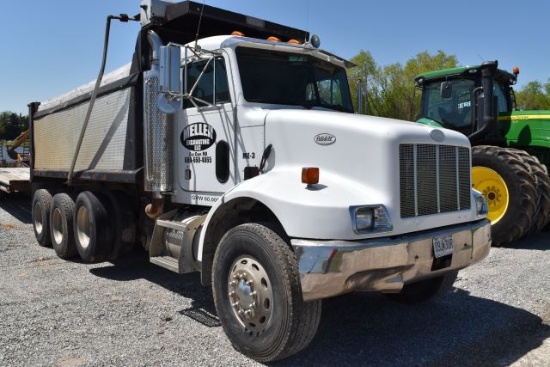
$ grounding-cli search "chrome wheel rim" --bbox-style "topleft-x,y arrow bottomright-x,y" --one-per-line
51,207 -> 63,244
228,256 -> 273,332
76,206 -> 91,250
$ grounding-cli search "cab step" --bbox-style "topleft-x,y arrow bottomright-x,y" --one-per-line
150,255 -> 179,273
149,209 -> 206,274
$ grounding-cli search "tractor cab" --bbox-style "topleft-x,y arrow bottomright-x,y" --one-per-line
413,61 -> 550,246
415,61 -> 518,145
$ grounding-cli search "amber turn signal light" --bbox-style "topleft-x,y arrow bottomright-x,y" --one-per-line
302,167 -> 319,185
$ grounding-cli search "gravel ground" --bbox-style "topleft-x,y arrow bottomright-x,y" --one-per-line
0,197 -> 548,367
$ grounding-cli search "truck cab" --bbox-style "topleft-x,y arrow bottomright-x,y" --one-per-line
171,35 -> 354,204
28,0 -> 491,362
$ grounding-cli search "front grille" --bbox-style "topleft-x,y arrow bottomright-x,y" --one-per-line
399,144 -> 471,218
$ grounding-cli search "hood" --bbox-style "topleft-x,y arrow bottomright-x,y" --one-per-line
264,109 -> 469,171
231,108 -> 476,239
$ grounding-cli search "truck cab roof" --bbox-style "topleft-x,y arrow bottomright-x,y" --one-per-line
189,35 -> 354,69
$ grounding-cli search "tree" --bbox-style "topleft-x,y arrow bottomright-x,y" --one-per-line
347,50 -> 457,121
0,111 -> 28,141
402,51 -> 458,120
515,80 -> 550,110
347,50 -> 379,115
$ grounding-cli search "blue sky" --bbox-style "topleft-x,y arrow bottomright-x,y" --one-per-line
1,0 -> 547,115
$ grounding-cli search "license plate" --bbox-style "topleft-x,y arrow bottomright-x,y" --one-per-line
433,234 -> 453,258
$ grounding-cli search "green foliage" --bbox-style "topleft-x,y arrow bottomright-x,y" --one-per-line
348,50 -> 378,115
515,80 -> 550,110
348,50 -> 457,121
348,49 -> 550,118
1,51 -> 548,142
0,111 -> 28,141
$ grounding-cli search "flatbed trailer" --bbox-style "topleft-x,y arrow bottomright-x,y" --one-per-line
0,167 -> 30,197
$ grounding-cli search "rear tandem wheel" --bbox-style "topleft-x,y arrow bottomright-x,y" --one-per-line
50,193 -> 78,259
74,191 -> 113,262
32,189 -> 52,247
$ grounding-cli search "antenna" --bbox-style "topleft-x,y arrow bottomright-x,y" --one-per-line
304,0 -> 310,43
194,0 -> 207,49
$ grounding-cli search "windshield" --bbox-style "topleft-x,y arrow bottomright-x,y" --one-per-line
236,47 -> 354,113
419,79 -> 475,134
419,78 -> 513,135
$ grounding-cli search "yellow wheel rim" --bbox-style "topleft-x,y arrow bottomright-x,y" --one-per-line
472,166 -> 509,224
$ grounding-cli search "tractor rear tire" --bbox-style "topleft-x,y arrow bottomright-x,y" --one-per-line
507,149 -> 550,235
472,146 -> 537,246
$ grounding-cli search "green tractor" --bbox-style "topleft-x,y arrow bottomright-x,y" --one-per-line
414,61 -> 550,246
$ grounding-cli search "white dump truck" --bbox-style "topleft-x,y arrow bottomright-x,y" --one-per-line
28,0 -> 491,362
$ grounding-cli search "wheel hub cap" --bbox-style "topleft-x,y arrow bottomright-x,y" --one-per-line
472,166 -> 509,224
228,256 -> 272,332
33,202 -> 43,234
76,206 -> 91,250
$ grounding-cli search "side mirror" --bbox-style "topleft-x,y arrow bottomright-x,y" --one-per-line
158,45 -> 182,114
440,81 -> 452,99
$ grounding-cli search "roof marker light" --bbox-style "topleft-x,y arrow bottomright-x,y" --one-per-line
310,34 -> 321,48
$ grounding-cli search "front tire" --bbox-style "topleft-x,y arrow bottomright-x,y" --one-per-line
472,146 -> 537,246
212,223 -> 322,362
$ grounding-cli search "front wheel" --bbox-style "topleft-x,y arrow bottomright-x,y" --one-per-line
212,223 -> 322,362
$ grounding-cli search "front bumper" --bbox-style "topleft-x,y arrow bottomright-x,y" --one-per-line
292,219 -> 491,301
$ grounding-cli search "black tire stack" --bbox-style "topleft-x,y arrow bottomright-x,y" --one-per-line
472,145 -> 550,246
31,189 -> 136,263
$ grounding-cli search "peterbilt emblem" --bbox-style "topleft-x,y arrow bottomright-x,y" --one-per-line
181,122 -> 217,151
430,129 -> 445,142
314,133 -> 336,145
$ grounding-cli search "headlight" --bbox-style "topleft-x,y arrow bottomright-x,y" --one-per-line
355,208 -> 374,231
474,189 -> 488,216
350,205 -> 392,234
